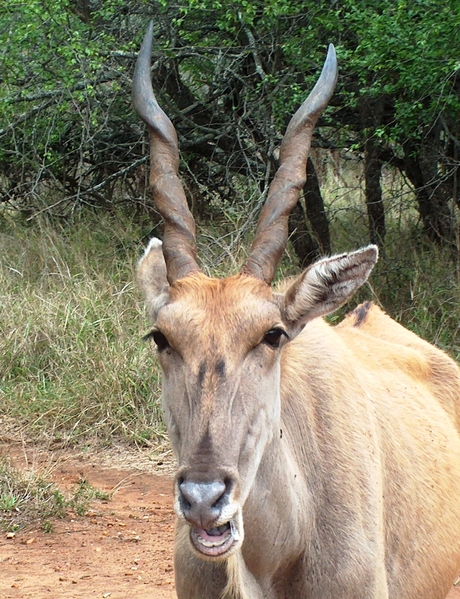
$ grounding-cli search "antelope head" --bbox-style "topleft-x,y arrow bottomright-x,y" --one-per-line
134,24 -> 377,561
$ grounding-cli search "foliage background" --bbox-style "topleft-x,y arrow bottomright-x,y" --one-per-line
2,0 -> 459,239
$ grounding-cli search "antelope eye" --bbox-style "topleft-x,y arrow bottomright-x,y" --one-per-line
152,331 -> 169,352
144,330 -> 170,352
263,328 -> 288,348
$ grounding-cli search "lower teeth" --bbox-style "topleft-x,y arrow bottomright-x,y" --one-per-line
200,539 -> 222,547
198,534 -> 229,548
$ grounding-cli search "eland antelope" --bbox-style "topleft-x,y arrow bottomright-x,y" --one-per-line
133,23 -> 460,599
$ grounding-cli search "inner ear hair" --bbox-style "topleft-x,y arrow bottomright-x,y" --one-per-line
282,245 -> 378,325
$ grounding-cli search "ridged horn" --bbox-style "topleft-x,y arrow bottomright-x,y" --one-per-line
241,44 -> 338,284
133,22 -> 200,284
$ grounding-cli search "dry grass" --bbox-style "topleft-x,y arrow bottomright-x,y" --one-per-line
1,189 -> 460,452
0,214 -> 164,446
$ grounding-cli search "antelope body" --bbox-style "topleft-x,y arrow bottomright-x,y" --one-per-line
133,24 -> 460,599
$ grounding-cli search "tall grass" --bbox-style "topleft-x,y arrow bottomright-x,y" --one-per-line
1,187 -> 460,447
0,214 -> 164,445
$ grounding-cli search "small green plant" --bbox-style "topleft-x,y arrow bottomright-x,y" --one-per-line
69,479 -> 111,517
42,519 -> 55,533
0,492 -> 19,512
0,456 -> 109,532
0,456 -> 67,532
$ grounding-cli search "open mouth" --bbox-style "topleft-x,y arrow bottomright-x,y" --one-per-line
190,519 -> 239,558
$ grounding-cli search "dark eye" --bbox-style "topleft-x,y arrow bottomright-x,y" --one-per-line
263,328 -> 288,348
143,330 -> 170,352
152,331 -> 169,352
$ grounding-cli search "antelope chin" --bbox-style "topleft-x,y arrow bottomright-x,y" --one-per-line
190,518 -> 240,559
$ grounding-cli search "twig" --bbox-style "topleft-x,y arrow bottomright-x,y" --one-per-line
238,12 -> 266,80
26,156 -> 149,220
0,100 -> 54,137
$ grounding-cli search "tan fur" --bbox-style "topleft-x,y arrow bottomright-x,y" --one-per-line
221,553 -> 247,599
139,244 -> 460,599
338,302 -> 460,430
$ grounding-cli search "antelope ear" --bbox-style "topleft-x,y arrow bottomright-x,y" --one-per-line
282,245 -> 378,327
137,238 -> 170,322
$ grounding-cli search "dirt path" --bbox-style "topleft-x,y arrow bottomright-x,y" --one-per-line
0,450 -> 176,599
0,448 -> 459,599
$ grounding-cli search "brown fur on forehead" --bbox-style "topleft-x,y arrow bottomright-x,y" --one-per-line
169,272 -> 272,304
160,272 -> 280,347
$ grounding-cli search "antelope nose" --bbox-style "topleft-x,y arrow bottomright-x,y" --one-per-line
179,480 -> 228,528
